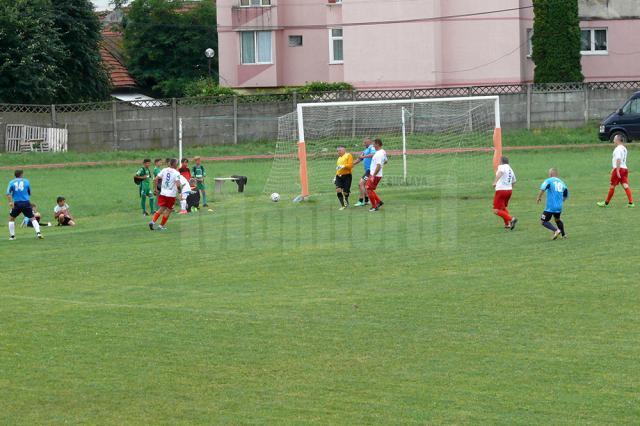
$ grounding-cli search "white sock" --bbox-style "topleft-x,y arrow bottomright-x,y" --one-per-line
180,200 -> 187,210
8,221 -> 15,237
32,219 -> 41,234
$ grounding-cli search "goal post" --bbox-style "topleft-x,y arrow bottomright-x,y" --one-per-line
267,95 -> 502,199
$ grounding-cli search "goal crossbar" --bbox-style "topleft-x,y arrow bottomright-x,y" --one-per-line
295,95 -> 502,199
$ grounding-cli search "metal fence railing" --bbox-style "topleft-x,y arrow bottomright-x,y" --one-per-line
2,80 -> 640,115
1,80 -> 639,152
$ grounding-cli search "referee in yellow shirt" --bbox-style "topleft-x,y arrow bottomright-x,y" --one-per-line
335,146 -> 353,210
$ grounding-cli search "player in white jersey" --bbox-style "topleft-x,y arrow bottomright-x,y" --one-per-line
149,158 -> 180,230
492,156 -> 518,230
367,139 -> 387,212
178,174 -> 191,214
597,134 -> 634,207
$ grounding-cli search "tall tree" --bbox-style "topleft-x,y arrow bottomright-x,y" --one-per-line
0,0 -> 66,104
110,0 -> 129,9
532,0 -> 584,83
124,0 -> 217,97
51,0 -> 111,103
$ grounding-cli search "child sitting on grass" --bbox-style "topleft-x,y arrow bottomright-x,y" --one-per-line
186,178 -> 201,212
54,197 -> 76,226
21,203 -> 51,228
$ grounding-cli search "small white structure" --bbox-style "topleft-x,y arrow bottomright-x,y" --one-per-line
5,124 -> 68,153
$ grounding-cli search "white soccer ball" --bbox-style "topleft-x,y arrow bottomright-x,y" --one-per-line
270,193 -> 280,202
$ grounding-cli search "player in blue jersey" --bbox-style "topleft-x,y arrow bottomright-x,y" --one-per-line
353,138 -> 376,206
536,168 -> 568,240
6,170 -> 43,240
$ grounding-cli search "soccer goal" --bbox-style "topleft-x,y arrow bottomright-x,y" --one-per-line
264,96 -> 502,199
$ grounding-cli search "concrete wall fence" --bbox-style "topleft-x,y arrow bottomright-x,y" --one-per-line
1,81 -> 639,153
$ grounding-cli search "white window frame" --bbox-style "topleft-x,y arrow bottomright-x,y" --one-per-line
239,0 -> 271,7
581,28 -> 608,56
329,28 -> 343,64
240,31 -> 273,65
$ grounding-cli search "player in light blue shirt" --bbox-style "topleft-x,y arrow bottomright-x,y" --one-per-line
536,168 -> 569,240
6,169 -> 43,240
353,138 -> 376,206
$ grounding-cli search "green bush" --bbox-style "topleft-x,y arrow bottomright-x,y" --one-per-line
184,78 -> 237,97
286,81 -> 354,93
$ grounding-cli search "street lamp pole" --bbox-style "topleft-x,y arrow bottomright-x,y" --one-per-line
205,48 -> 215,79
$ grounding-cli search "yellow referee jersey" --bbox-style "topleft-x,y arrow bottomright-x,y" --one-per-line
336,153 -> 353,176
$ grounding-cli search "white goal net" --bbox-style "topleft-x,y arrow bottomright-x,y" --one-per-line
264,96 -> 502,198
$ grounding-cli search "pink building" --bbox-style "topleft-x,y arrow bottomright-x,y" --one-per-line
216,0 -> 640,89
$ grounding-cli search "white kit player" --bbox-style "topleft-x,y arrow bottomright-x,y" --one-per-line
492,156 -> 518,230
178,174 -> 191,214
597,134 -> 634,207
149,158 -> 180,231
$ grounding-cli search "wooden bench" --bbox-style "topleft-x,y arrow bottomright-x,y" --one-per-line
214,177 -> 240,194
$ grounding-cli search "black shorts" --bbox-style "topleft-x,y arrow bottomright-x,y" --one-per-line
10,201 -> 33,219
361,172 -> 370,181
58,215 -> 72,226
335,174 -> 352,193
541,211 -> 562,221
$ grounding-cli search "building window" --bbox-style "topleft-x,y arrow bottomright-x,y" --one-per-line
240,0 -> 271,6
329,28 -> 343,63
527,28 -> 533,57
241,31 -> 272,64
581,28 -> 607,55
289,35 -> 303,47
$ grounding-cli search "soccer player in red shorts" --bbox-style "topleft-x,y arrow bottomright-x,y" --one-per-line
492,156 -> 518,230
149,158 -> 181,231
597,134 -> 634,208
367,139 -> 387,212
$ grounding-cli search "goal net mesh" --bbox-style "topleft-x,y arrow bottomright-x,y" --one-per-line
264,98 -> 498,197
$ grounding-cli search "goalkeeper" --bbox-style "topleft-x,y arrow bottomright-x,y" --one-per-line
334,146 -> 353,210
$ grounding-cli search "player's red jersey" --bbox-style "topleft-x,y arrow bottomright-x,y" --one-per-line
610,168 -> 629,186
178,166 -> 191,180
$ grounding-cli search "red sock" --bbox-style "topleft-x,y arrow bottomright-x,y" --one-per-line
160,215 -> 168,226
606,187 -> 615,203
625,187 -> 633,203
152,211 -> 161,222
496,210 -> 512,226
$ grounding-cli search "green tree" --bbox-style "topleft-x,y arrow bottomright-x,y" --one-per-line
110,0 -> 129,9
0,0 -> 66,104
532,0 -> 583,83
124,0 -> 217,97
51,0 -> 111,103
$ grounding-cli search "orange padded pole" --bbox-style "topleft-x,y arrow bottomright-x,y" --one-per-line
298,141 -> 310,198
492,127 -> 502,172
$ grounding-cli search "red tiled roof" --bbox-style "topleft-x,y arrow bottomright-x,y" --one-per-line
100,45 -> 136,89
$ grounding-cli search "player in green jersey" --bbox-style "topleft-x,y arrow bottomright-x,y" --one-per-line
135,159 -> 155,215
191,156 -> 208,207
153,158 -> 162,195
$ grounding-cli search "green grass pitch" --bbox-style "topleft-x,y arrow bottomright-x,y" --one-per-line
1,142 -> 639,423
